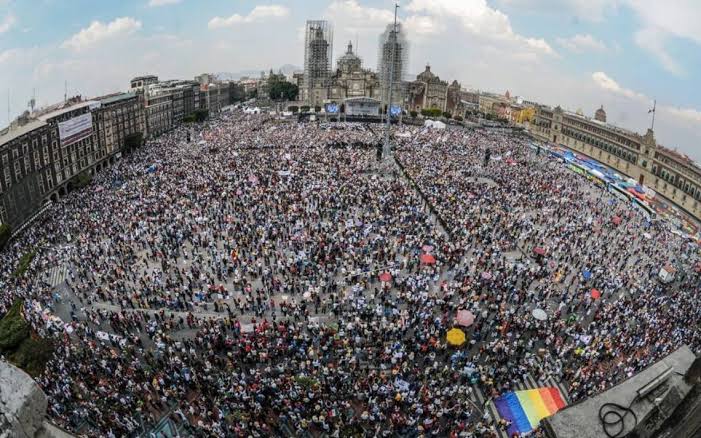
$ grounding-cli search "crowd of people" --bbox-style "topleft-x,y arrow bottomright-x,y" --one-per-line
0,111 -> 698,437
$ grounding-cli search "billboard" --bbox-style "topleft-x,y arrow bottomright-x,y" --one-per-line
58,113 -> 93,146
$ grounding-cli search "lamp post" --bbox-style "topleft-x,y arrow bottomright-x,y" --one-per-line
383,3 -> 399,162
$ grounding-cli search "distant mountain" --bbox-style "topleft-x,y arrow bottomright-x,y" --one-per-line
216,65 -> 302,82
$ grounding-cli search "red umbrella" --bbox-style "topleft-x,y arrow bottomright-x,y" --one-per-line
591,289 -> 601,300
456,309 -> 475,327
533,247 -> 546,256
378,272 -> 392,282
612,216 -> 622,225
420,254 -> 436,265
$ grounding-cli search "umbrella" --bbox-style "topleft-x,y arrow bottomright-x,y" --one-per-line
643,233 -> 652,240
582,270 -> 592,281
420,254 -> 436,265
378,272 -> 392,282
533,247 -> 546,256
303,291 -> 311,299
481,271 -> 492,280
421,245 -> 434,253
591,289 -> 601,300
456,310 -> 475,327
612,216 -> 622,225
532,308 -> 547,321
446,328 -> 466,347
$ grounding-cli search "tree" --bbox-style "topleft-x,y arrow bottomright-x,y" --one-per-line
124,132 -> 143,151
301,105 -> 310,113
485,113 -> 494,121
314,105 -> 321,113
289,106 -> 299,114
194,109 -> 209,122
0,223 -> 11,250
421,108 -> 442,118
442,112 -> 452,119
410,110 -> 418,118
453,115 -> 464,122
268,81 -> 299,101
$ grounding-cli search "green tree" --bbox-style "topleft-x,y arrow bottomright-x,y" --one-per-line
301,105 -> 310,113
421,108 -> 442,118
314,105 -> 321,113
124,132 -> 144,151
410,110 -> 418,118
268,81 -> 299,101
453,115 -> 464,121
194,109 -> 209,122
289,106 -> 299,114
442,111 -> 452,119
0,223 -> 11,250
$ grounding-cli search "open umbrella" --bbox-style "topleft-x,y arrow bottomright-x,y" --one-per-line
421,245 -> 434,253
456,310 -> 475,327
612,216 -> 622,225
533,247 -> 546,256
481,271 -> 492,280
378,272 -> 392,282
446,328 -> 466,347
582,270 -> 592,281
420,254 -> 436,265
532,308 -> 547,321
591,289 -> 601,300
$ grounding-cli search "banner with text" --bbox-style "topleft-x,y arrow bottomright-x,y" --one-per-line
58,112 -> 93,146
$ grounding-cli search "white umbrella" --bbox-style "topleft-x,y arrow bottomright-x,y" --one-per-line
532,308 -> 547,321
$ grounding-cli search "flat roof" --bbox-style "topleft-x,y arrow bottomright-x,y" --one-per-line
543,346 -> 696,438
37,101 -> 93,121
98,92 -> 137,105
0,119 -> 48,148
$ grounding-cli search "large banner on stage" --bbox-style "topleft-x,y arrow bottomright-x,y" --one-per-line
58,112 -> 93,146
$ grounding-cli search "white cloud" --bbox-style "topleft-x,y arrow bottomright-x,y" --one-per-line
208,5 -> 289,29
591,71 -> 646,100
61,17 -> 142,51
556,34 -> 608,52
633,28 -> 684,76
662,106 -> 701,125
406,0 -> 555,55
0,13 -> 16,33
148,0 -> 181,7
324,0 -> 394,33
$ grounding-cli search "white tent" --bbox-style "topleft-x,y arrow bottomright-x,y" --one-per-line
423,120 -> 446,129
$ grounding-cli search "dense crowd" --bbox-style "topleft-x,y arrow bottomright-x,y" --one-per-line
0,111 -> 698,437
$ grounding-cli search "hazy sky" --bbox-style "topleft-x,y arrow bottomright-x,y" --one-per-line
1,0 -> 700,161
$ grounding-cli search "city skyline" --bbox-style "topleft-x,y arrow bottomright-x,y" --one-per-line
1,0 -> 701,161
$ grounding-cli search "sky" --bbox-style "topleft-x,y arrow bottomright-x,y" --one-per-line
1,0 -> 700,161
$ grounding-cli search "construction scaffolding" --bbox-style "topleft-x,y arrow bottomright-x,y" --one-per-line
377,22 -> 408,107
303,20 -> 333,106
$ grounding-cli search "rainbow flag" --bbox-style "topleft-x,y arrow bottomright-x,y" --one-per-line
494,387 -> 566,436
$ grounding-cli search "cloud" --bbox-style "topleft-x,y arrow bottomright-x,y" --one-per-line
591,71 -> 646,100
61,17 -> 142,51
208,5 -> 289,29
406,0 -> 555,55
633,27 -> 684,76
662,106 -> 701,125
556,34 -> 608,52
324,0 -> 394,33
148,0 -> 181,6
0,13 -> 16,33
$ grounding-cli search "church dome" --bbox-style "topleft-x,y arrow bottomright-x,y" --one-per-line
337,41 -> 362,73
594,105 -> 607,122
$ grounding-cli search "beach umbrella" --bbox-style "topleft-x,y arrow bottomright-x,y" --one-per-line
446,328 -> 466,347
612,216 -> 622,225
456,310 -> 475,327
481,271 -> 492,280
379,272 -> 392,282
420,254 -> 436,265
591,289 -> 601,300
532,308 -> 547,321
533,247 -> 546,256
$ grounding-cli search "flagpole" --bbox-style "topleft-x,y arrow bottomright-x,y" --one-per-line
651,99 -> 656,131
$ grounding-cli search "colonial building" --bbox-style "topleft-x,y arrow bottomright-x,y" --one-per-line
328,42 -> 380,101
93,92 -> 145,157
532,105 -> 701,221
407,65 -> 449,112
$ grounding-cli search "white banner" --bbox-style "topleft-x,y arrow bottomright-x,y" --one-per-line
58,112 -> 93,146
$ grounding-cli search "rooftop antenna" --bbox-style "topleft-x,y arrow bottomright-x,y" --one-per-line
28,88 -> 36,113
648,99 -> 656,131
64,80 -> 67,103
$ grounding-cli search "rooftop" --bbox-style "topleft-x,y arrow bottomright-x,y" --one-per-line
0,119 -> 48,149
36,100 -> 94,122
98,92 -> 137,105
543,346 -> 696,438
